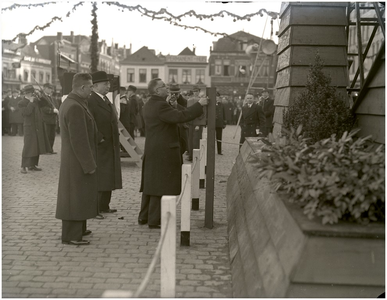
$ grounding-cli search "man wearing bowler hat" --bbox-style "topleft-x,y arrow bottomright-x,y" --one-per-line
88,71 -> 122,217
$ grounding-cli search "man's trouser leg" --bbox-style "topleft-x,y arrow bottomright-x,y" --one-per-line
62,220 -> 86,242
99,191 -> 112,212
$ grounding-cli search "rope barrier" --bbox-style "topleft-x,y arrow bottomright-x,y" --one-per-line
176,174 -> 189,206
133,212 -> 172,298
216,139 -> 244,146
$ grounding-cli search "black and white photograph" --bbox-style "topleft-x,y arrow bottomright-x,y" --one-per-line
1,0 -> 385,298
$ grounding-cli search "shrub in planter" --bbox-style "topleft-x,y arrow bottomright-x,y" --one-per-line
250,127 -> 385,225
282,53 -> 355,144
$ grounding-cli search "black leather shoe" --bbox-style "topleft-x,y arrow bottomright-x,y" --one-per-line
149,225 -> 161,229
218,153 -> 223,155
83,230 -> 92,236
51,152 -> 57,154
138,219 -> 148,225
28,166 -> 42,171
95,214 -> 104,219
20,168 -> 27,174
101,209 -> 117,213
62,240 -> 90,246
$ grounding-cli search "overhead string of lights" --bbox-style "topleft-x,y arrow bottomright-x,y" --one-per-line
2,1 -> 279,44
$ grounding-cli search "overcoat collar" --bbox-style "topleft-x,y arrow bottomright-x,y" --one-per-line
68,92 -> 93,119
149,94 -> 167,102
92,91 -> 111,112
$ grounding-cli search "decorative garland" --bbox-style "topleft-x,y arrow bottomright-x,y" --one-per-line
2,1 -> 279,45
2,2 -> 84,44
90,2 -> 99,72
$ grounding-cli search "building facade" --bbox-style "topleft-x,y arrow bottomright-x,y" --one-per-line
2,35 -> 52,91
208,31 -> 277,100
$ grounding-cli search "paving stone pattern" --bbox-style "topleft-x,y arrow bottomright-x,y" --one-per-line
2,125 -> 243,297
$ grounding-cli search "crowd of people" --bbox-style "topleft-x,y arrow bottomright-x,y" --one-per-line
2,72 -> 274,245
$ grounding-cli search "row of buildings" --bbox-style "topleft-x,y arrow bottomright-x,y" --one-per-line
2,30 -> 278,99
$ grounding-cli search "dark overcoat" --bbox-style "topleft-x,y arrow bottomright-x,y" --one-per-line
56,92 -> 98,221
128,94 -> 139,126
240,103 -> 265,143
8,96 -> 23,123
260,97 -> 274,136
18,97 -> 52,157
40,94 -> 58,125
215,102 -> 227,128
140,95 -> 203,196
119,97 -> 131,132
88,91 -> 122,191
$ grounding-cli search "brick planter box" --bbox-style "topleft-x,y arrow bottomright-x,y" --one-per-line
226,138 -> 385,297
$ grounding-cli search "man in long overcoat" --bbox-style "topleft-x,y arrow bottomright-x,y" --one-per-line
40,83 -> 59,153
127,85 -> 139,140
18,85 -> 52,173
215,92 -> 227,155
239,92 -> 265,149
139,78 -> 208,228
56,73 -> 98,246
88,71 -> 122,216
259,88 -> 275,137
8,89 -> 24,136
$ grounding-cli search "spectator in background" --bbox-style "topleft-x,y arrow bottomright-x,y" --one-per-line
239,92 -> 265,149
168,83 -> 189,157
56,72 -> 98,246
40,83 -> 59,153
139,78 -> 208,228
137,94 -> 146,137
53,91 -> 62,134
118,87 -> 130,132
127,85 -> 139,139
215,92 -> 227,155
2,89 -> 11,135
18,85 -> 52,173
8,89 -> 24,136
259,88 -> 275,136
88,71 -> 122,216
187,85 -> 205,161
225,97 -> 234,125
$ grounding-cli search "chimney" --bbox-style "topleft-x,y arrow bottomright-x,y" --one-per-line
115,43 -> 118,49
70,31 -> 75,43
57,32 -> 62,42
130,43 -> 132,55
123,45 -> 127,59
18,33 -> 27,45
193,44 -> 196,55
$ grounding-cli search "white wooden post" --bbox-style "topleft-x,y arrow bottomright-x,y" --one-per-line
180,164 -> 191,246
161,196 -> 176,298
191,149 -> 200,210
199,138 -> 206,189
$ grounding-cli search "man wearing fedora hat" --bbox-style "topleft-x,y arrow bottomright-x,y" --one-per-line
40,83 -> 59,153
88,71 -> 122,217
18,85 -> 52,173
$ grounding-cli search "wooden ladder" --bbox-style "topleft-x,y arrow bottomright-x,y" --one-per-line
118,120 -> 143,167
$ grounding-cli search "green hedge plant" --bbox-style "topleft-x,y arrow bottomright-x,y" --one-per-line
251,127 -> 385,225
282,53 -> 355,144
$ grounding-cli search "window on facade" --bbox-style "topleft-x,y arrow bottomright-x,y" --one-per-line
31,70 -> 36,81
215,59 -> 222,75
2,67 -> 7,78
182,69 -> 191,84
127,68 -> 135,83
46,73 -> 50,84
9,69 -> 16,79
168,69 -> 178,83
195,69 -> 205,84
39,71 -> 44,83
139,69 -> 147,83
223,60 -> 230,76
151,69 -> 159,79
24,70 -> 29,82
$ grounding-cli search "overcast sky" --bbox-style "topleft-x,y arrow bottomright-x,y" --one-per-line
1,0 -> 282,57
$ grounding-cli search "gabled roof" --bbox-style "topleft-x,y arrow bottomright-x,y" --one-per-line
121,46 -> 164,65
213,31 -> 264,52
34,35 -> 89,45
178,47 -> 196,56
2,41 -> 44,59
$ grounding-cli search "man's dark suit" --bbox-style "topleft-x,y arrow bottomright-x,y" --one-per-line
40,93 -> 58,151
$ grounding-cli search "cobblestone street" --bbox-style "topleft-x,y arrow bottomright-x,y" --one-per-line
2,125 -> 242,297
